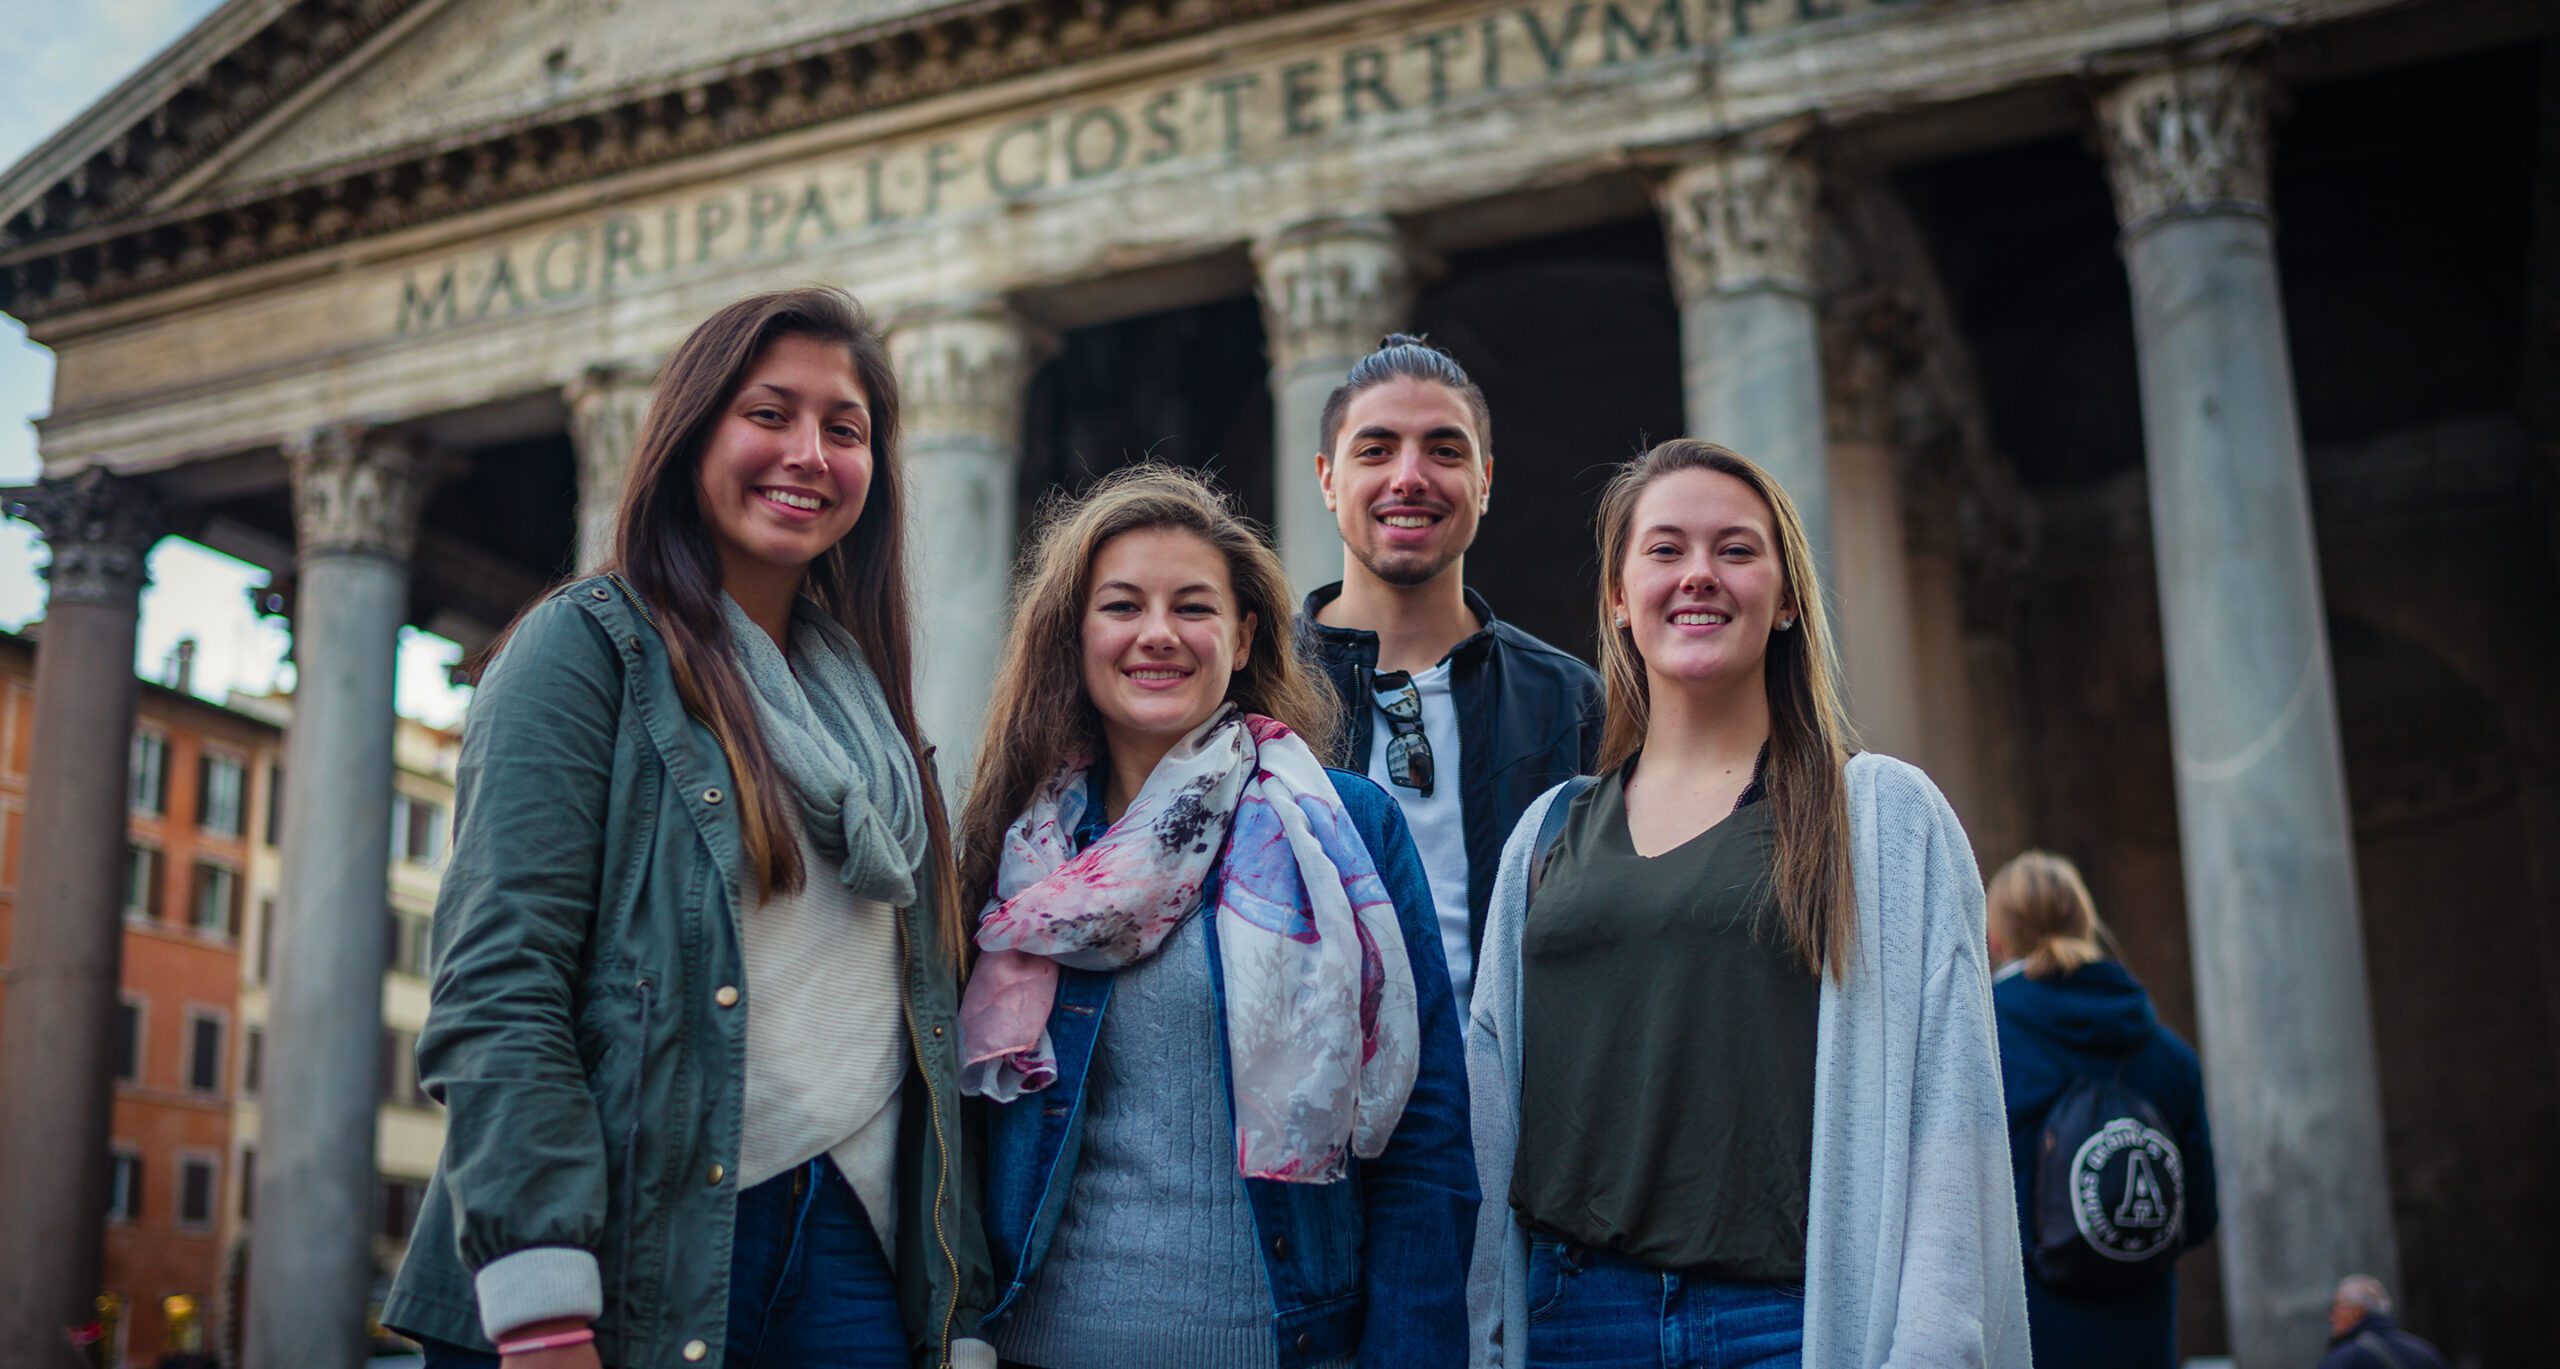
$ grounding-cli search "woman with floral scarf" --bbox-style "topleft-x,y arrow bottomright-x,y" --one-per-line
956,465 -> 1476,1369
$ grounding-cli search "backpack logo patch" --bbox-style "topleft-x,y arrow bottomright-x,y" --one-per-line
2070,1118 -> 2186,1261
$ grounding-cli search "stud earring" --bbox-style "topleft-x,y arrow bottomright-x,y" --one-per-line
1777,617 -> 1795,631
1612,613 -> 1627,629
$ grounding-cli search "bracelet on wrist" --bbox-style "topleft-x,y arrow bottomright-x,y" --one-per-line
497,1327 -> 596,1355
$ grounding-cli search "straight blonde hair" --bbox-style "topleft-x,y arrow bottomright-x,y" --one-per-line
1592,439 -> 1859,980
957,465 -> 1339,912
1988,850 -> 2118,980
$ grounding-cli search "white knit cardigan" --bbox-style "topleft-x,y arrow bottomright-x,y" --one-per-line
1464,752 -> 2033,1369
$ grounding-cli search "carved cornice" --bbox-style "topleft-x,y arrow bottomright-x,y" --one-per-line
2095,55 -> 2274,235
0,0 -> 1344,324
284,422 -> 431,562
0,0 -> 420,252
3,468 -> 167,608
1659,145 -> 1820,301
1250,215 -> 1417,374
889,305 -> 1049,451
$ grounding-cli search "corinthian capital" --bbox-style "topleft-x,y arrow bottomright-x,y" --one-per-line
285,423 -> 430,563
6,467 -> 165,608
889,305 -> 1048,452
2096,57 -> 2273,234
565,363 -> 657,571
1822,294 -> 1919,448
1660,147 -> 1820,301
566,363 -> 656,488
1251,216 -> 1417,374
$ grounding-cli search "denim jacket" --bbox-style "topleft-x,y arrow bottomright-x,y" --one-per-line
977,767 -> 1477,1368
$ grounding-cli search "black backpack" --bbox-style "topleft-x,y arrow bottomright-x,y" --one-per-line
2031,1065 -> 2189,1291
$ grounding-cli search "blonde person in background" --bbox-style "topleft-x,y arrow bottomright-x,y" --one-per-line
1990,850 -> 2217,1369
1465,439 -> 2028,1369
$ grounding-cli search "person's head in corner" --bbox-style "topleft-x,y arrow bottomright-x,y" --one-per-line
2330,1274 -> 2393,1338
1315,334 -> 1494,592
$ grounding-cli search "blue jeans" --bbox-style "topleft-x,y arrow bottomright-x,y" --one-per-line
1524,1236 -> 1805,1369
418,1158 -> 907,1367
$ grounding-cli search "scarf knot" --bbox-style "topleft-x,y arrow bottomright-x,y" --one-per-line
719,595 -> 927,908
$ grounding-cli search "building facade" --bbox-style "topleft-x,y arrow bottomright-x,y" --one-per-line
0,630 -> 282,1366
218,702 -> 454,1364
1,0 -> 2553,1364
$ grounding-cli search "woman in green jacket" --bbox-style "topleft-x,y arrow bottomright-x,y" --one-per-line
383,287 -> 995,1369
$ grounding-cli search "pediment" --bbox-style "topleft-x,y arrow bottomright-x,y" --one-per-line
200,0 -> 963,196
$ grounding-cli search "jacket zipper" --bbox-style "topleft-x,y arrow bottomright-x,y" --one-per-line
893,909 -> 962,1365
605,573 -> 658,629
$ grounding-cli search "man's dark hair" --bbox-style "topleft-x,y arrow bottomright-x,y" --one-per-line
1315,333 -> 1493,458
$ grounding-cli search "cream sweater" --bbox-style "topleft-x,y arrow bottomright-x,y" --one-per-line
737,827 -> 906,1254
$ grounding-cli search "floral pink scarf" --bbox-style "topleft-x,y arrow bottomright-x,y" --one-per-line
957,708 -> 1419,1183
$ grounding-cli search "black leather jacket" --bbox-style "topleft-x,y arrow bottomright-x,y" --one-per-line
1300,582 -> 1605,956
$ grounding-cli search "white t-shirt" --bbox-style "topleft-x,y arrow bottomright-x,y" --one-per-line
1364,660 -> 1475,1006
737,825 -> 905,1253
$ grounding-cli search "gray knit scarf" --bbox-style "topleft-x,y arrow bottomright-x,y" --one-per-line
721,593 -> 927,908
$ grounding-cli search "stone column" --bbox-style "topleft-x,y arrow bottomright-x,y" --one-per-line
1252,215 -> 1417,595
0,469 -> 162,1367
1821,304 -> 1924,755
1898,502 -> 1989,827
246,424 -> 429,1369
890,304 -> 1046,792
2098,54 -> 2397,1363
566,363 -> 655,573
1659,144 -> 1836,582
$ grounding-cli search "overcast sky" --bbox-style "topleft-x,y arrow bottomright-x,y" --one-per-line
2,0 -> 468,725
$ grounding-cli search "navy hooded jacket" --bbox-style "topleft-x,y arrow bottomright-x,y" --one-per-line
1995,958 -> 2220,1369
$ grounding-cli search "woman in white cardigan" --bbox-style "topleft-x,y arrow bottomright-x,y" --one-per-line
1464,440 -> 2029,1369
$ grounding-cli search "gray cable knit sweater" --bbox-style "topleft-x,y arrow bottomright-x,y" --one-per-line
1466,753 -> 2032,1369
990,910 -> 1349,1369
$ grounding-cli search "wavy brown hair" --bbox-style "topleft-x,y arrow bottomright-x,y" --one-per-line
957,464 -> 1339,912
606,285 -> 965,964
1594,439 -> 1859,979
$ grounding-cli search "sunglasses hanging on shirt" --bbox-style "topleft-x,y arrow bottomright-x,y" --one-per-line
1371,670 -> 1436,797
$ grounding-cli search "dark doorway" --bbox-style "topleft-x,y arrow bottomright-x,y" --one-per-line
1021,295 -> 1275,528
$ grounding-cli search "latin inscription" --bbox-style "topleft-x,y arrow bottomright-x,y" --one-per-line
393,0 -> 1924,336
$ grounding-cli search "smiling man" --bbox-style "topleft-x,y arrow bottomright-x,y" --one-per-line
1300,334 -> 1603,1007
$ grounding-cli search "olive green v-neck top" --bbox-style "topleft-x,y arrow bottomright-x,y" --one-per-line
1509,759 -> 1818,1280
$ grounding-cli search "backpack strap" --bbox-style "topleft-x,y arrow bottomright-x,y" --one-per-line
1527,775 -> 1598,901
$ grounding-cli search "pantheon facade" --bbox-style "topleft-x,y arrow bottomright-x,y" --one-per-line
2,0 -> 2552,1363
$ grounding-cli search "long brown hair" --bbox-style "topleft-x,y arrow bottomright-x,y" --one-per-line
957,464 -> 1339,912
607,285 -> 965,964
1988,850 -> 2119,980
1593,439 -> 1859,979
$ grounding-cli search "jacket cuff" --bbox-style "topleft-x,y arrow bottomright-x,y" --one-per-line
950,1338 -> 998,1369
474,1246 -> 603,1341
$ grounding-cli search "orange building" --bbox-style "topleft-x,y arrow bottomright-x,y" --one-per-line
0,628 -> 282,1366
